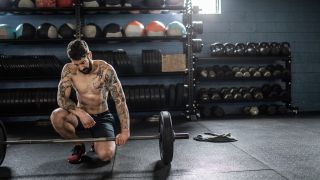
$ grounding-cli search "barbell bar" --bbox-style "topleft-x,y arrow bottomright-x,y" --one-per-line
0,111 -> 189,166
0,134 -> 189,144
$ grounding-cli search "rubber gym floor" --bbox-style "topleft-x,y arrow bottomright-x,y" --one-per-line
1,113 -> 319,180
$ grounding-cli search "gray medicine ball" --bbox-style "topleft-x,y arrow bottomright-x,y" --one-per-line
82,23 -> 103,38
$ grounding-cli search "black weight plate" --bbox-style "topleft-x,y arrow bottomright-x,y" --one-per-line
0,120 -> 7,166
134,86 -> 140,108
156,50 -> 162,73
154,85 -> 161,107
159,85 -> 166,108
129,87 -> 135,108
151,51 -> 157,73
200,105 -> 211,118
144,86 -> 151,107
123,87 -> 129,104
159,111 -> 174,165
183,85 -> 188,105
169,84 -> 176,107
139,86 -> 145,108
150,86 -> 156,108
175,84 -> 184,106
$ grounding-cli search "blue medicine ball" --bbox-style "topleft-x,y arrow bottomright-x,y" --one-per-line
0,24 -> 16,39
166,21 -> 186,36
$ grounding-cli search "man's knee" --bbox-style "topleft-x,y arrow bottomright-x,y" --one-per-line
50,108 -> 68,128
51,108 -> 68,120
96,146 -> 115,161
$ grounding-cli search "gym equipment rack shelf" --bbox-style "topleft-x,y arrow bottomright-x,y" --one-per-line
0,6 -> 184,14
0,36 -> 186,44
0,0 -> 198,120
194,55 -> 298,117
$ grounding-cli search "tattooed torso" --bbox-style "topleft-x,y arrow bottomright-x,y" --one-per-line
63,60 -> 116,114
58,60 -> 129,130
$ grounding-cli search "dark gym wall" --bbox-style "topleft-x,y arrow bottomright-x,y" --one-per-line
194,0 -> 320,112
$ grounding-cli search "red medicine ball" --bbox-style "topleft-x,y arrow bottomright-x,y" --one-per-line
56,0 -> 74,7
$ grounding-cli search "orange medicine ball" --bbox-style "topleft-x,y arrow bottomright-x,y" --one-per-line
56,0 -> 74,7
145,21 -> 166,37
124,20 -> 145,37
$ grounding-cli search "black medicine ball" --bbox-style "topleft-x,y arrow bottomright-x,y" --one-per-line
103,23 -> 123,38
37,23 -> 58,39
16,23 -> 36,39
14,0 -> 35,8
0,0 -> 12,8
58,23 -> 76,39
144,0 -> 164,7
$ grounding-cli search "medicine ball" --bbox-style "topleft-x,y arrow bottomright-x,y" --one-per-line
35,0 -> 56,8
123,0 -> 143,13
37,23 -> 58,39
56,0 -> 73,7
0,24 -> 16,39
144,0 -> 164,7
82,23 -> 103,38
0,0 -> 12,8
166,21 -> 186,36
58,23 -> 75,39
16,23 -> 36,39
124,0 -> 143,7
83,0 -> 101,7
166,0 -> 184,6
103,23 -> 123,38
105,0 -> 122,7
124,21 -> 145,37
145,21 -> 166,37
13,0 -> 35,8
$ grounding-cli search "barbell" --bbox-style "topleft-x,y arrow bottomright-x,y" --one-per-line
0,111 -> 189,166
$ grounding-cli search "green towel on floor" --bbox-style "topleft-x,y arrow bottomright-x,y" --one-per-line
193,132 -> 237,143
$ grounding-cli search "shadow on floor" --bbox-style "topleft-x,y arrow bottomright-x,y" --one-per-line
153,160 -> 171,180
0,167 -> 12,180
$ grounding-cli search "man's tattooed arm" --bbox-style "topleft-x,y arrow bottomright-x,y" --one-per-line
106,65 -> 130,132
57,64 -> 77,111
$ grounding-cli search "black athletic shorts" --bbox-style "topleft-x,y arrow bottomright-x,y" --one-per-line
88,111 -> 115,138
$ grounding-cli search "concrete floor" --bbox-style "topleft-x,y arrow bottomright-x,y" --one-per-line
1,114 -> 320,180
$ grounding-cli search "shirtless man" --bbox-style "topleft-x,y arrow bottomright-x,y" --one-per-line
50,39 -> 130,164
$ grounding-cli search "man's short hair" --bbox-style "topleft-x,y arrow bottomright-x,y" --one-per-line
67,39 -> 90,60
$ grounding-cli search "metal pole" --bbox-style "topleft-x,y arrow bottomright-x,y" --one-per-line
0,133 -> 189,145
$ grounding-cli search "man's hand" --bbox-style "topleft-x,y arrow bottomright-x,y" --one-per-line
78,113 -> 96,129
116,130 -> 130,146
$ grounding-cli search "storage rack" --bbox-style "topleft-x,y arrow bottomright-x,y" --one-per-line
194,54 -> 298,117
0,0 -> 198,120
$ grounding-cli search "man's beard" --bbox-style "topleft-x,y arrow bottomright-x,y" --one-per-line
80,60 -> 92,74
